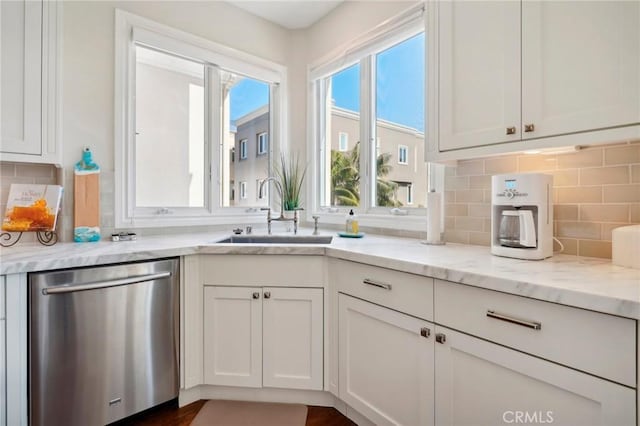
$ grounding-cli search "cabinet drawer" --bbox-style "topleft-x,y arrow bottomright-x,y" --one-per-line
435,280 -> 636,387
201,255 -> 325,287
330,259 -> 433,321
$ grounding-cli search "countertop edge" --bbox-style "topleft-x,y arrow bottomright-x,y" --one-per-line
1,234 -> 639,319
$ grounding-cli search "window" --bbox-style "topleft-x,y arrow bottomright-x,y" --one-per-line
311,6 -> 430,220
239,140 -> 248,160
398,145 -> 408,165
115,10 -> 285,227
257,179 -> 269,200
338,132 -> 349,151
321,63 -> 361,207
257,132 -> 268,155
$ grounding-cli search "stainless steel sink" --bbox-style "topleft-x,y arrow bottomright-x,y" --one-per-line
214,235 -> 333,244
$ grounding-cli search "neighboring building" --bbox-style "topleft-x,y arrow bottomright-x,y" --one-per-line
229,105 -> 426,208
228,105 -> 270,207
330,107 -> 427,207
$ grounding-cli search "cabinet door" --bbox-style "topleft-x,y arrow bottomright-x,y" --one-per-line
522,1 -> 640,139
438,1 -> 521,151
0,0 -> 42,155
339,294 -> 434,426
435,326 -> 635,426
263,287 -> 323,390
203,286 -> 262,387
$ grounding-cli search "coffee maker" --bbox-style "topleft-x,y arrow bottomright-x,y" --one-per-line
491,173 -> 553,260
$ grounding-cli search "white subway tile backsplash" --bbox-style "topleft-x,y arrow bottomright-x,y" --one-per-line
443,143 -> 640,258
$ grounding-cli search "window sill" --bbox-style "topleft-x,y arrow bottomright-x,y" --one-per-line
307,210 -> 428,232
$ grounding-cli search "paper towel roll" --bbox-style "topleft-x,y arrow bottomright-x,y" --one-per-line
426,191 -> 443,244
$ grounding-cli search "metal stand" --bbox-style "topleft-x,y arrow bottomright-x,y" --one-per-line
0,231 -> 58,247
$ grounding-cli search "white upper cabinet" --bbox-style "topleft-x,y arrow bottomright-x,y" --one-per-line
522,1 -> 640,139
437,1 -> 521,151
429,0 -> 640,161
0,0 -> 59,164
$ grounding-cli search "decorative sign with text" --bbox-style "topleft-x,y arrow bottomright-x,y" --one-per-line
2,184 -> 63,232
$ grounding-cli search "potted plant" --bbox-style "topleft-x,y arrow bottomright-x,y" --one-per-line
274,153 -> 307,216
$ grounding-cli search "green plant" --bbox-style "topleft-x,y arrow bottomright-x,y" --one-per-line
330,141 -> 401,207
275,153 -> 307,210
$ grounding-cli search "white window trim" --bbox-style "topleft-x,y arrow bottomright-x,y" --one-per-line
398,145 -> 409,165
257,179 -> 269,200
114,9 -> 287,228
257,132 -> 268,155
306,4 -> 442,231
240,181 -> 247,199
240,139 -> 248,160
338,132 -> 349,151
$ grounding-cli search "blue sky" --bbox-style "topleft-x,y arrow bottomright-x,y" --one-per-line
230,78 -> 269,121
332,33 -> 425,132
229,32 -> 425,132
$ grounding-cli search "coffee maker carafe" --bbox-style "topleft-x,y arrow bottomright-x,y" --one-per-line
491,173 -> 553,260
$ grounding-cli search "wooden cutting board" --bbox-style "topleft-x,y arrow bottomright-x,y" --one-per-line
73,170 -> 100,242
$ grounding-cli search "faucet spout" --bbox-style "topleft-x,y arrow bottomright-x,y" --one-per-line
259,177 -> 284,217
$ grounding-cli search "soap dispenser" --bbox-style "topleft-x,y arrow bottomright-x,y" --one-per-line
345,209 -> 359,234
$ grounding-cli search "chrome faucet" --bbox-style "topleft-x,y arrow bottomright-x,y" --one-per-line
259,177 -> 302,235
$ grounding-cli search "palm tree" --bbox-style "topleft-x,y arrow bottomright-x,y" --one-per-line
375,151 -> 401,207
331,147 -> 359,206
330,142 -> 401,207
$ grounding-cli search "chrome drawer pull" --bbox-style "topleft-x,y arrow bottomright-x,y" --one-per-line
487,310 -> 542,330
363,278 -> 392,291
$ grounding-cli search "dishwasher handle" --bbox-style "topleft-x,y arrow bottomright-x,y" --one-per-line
41,271 -> 172,295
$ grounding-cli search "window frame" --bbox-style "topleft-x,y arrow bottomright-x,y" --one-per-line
307,4 -> 442,231
240,181 -> 247,199
338,132 -> 349,152
257,132 -> 268,156
398,145 -> 409,165
240,139 -> 248,160
114,10 -> 287,228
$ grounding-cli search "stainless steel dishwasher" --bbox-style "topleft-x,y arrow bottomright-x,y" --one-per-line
29,258 -> 179,426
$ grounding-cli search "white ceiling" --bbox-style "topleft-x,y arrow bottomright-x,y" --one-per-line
228,1 -> 344,30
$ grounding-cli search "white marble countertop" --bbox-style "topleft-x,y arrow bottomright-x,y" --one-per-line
1,231 -> 639,319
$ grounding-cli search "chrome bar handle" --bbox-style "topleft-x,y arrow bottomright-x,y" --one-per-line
487,310 -> 542,330
362,278 -> 392,291
42,272 -> 172,295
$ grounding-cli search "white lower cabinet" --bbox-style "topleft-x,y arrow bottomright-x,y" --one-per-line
0,318 -> 5,426
338,293 -> 434,426
203,286 -> 323,390
434,325 -> 635,426
0,275 -> 4,426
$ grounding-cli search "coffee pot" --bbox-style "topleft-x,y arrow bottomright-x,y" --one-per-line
498,210 -> 536,248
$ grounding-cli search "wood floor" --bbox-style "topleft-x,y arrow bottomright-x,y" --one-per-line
113,399 -> 356,426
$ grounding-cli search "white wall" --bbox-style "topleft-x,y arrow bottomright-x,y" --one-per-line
60,0 -> 291,237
